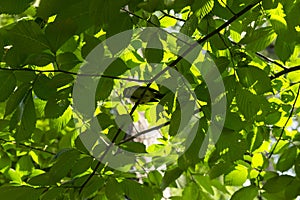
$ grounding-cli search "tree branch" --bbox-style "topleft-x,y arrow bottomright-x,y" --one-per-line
271,65 -> 300,80
0,67 -> 147,83
159,10 -> 186,22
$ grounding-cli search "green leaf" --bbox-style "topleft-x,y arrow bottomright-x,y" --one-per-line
106,13 -> 132,55
237,66 -> 272,94
7,20 -> 50,55
28,173 -> 52,186
103,58 -> 128,76
224,111 -> 245,131
120,142 -> 146,153
268,4 -> 287,34
247,128 -> 265,152
4,47 -> 27,68
45,97 -> 70,118
214,56 -> 230,73
97,113 -> 113,130
240,26 -> 277,51
209,34 -> 231,50
180,14 -> 198,36
15,93 -> 36,142
105,178 -> 124,200
236,87 -> 260,120
214,129 -> 247,163
169,108 -> 181,136
161,167 -> 184,189
49,149 -> 80,184
0,186 -> 43,200
182,182 -> 200,200
37,0 -> 81,19
121,179 -> 154,200
148,170 -> 162,186
144,34 -> 164,64
14,70 -> 36,83
192,0 -> 214,19
33,74 -> 56,100
71,156 -> 93,177
0,36 -> 4,61
9,106 -> 22,132
194,175 -> 214,195
49,106 -> 72,132
81,177 -> 105,198
16,155 -> 34,175
25,52 -> 55,67
138,0 -> 163,12
45,19 -> 77,52
230,185 -> 258,200
276,145 -> 297,172
262,0 -> 278,9
263,175 -> 294,193
147,14 -> 160,27
5,83 -> 31,117
284,179 -> 300,200
281,89 -> 295,103
178,122 -> 206,169
0,152 -> 11,172
40,187 -> 65,200
95,78 -> 114,101
275,35 -> 295,62
81,34 -> 102,59
56,52 -> 81,71
0,71 -> 16,102
224,164 -> 248,186
0,0 -> 34,14
50,73 -> 74,88
295,154 -> 300,179
194,83 -> 210,102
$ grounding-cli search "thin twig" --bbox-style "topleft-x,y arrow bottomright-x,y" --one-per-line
118,108 -> 202,145
219,0 -> 236,15
255,52 -> 288,70
160,10 -> 186,22
230,40 -> 289,71
117,121 -> 170,145
0,138 -> 56,155
268,83 -> 300,159
0,67 -> 147,83
121,8 -> 191,46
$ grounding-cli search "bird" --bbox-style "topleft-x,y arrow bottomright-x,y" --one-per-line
123,85 -> 164,104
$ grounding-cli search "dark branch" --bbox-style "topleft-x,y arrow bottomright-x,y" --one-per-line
117,121 -> 170,145
271,65 -> 300,79
160,10 -> 186,22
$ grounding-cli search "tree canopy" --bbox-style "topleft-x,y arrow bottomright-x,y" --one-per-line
0,0 -> 300,199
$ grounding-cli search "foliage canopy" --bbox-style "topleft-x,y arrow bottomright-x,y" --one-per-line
0,0 -> 300,199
